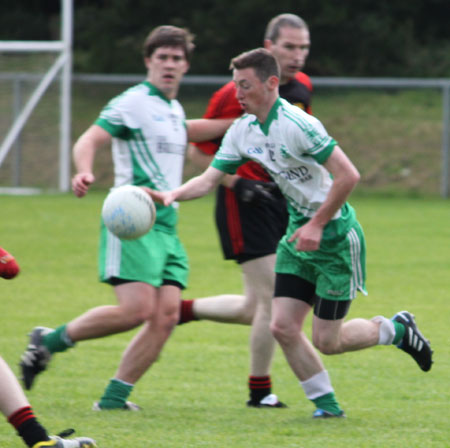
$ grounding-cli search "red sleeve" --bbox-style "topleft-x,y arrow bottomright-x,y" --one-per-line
194,81 -> 243,155
294,72 -> 313,115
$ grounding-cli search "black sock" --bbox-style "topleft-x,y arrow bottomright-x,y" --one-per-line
8,406 -> 50,447
249,375 -> 271,403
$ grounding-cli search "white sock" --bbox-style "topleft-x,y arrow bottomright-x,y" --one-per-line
61,327 -> 75,347
114,378 -> 134,387
300,370 -> 334,400
372,315 -> 395,345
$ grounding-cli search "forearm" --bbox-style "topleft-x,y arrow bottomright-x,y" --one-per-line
187,145 -> 236,187
73,143 -> 95,174
173,166 -> 225,202
309,174 -> 358,228
173,174 -> 217,201
73,125 -> 111,174
310,145 -> 360,228
186,118 -> 233,142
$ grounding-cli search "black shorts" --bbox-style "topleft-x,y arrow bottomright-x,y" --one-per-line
109,277 -> 184,289
274,273 -> 351,320
214,184 -> 289,264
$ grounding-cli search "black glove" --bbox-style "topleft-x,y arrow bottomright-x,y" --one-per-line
232,178 -> 278,204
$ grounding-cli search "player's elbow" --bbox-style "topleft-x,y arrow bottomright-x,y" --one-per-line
341,165 -> 360,191
349,167 -> 360,187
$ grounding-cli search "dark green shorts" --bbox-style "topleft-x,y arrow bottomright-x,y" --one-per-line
275,221 -> 367,301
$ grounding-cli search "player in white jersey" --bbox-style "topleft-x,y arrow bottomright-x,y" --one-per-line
147,48 -> 433,418
20,25 -> 232,410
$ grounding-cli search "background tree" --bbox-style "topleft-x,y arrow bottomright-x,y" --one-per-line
1,0 -> 449,77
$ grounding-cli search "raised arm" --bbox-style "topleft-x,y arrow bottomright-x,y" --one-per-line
289,145 -> 360,251
72,125 -> 112,197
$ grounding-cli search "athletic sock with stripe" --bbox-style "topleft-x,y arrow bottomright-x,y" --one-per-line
301,370 -> 343,415
98,378 -> 133,409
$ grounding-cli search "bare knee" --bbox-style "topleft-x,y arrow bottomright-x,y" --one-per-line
270,319 -> 297,347
234,297 -> 256,323
220,294 -> 256,324
120,303 -> 155,328
153,303 -> 179,335
312,332 -> 342,355
162,309 -> 179,332
126,310 -> 149,328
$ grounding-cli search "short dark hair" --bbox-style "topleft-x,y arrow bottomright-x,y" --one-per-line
264,13 -> 308,43
230,48 -> 280,82
143,25 -> 195,61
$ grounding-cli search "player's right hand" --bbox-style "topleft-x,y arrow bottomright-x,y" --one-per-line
141,187 -> 174,207
233,178 -> 278,205
72,172 -> 95,197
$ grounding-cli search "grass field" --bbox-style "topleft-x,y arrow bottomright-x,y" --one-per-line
0,192 -> 449,447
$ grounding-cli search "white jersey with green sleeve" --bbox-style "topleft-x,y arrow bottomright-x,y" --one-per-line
95,81 -> 187,232
212,97 -> 338,220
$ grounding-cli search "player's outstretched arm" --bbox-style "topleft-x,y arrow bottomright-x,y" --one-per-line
72,125 -> 112,197
145,166 -> 225,206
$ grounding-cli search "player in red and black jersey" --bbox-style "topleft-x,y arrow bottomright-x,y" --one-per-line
181,14 -> 312,408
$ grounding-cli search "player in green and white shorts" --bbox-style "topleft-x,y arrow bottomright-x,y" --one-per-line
276,203 -> 366,304
99,223 -> 188,289
149,47 -> 433,419
19,26 -> 232,411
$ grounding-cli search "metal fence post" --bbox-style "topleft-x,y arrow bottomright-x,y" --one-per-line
12,77 -> 23,187
442,85 -> 450,198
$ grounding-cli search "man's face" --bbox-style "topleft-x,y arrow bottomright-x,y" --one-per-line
233,67 -> 272,117
145,46 -> 189,98
266,26 -> 310,84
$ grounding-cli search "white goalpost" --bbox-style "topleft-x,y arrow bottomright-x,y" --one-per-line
0,0 -> 73,193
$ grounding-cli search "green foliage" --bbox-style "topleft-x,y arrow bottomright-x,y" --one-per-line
0,192 -> 448,447
1,1 -> 450,76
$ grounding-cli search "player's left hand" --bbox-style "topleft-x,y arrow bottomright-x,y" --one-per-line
288,222 -> 323,251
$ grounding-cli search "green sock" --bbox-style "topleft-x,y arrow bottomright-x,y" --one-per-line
392,321 -> 405,345
98,379 -> 133,409
43,324 -> 74,354
312,392 -> 342,415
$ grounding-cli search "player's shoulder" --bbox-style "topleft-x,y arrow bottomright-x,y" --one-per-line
122,82 -> 149,98
279,97 -> 309,117
278,98 -> 321,131
107,82 -> 147,108
223,113 -> 253,140
294,72 -> 313,91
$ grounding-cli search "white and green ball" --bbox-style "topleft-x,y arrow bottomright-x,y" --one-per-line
101,185 -> 156,240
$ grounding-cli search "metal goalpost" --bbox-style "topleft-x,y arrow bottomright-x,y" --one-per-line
0,0 -> 73,192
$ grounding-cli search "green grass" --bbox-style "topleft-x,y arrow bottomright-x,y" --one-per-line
0,192 -> 449,447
